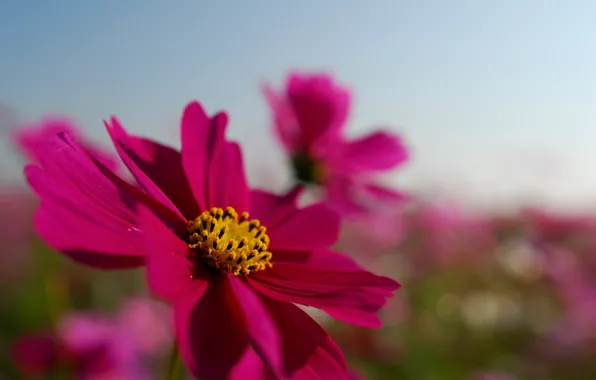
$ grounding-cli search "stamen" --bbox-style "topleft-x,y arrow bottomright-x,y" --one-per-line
187,207 -> 273,276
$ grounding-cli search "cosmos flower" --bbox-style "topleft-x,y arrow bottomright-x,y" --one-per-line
11,298 -> 169,380
13,117 -> 117,171
25,101 -> 400,379
263,72 -> 409,217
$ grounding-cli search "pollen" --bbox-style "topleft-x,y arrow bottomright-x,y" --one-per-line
186,207 -> 273,276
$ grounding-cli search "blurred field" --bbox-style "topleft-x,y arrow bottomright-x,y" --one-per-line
2,187 -> 596,379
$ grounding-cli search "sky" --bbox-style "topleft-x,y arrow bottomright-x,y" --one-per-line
2,0 -> 596,210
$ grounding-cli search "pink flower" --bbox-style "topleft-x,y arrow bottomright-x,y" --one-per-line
263,72 -> 408,217
25,101 -> 400,379
14,117 -> 118,171
400,201 -> 494,276
11,299 -> 169,380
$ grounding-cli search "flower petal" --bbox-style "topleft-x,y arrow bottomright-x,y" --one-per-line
262,84 -> 301,152
175,276 -> 249,380
286,73 -> 350,152
230,299 -> 348,379
249,187 -> 303,229
105,118 -> 187,222
337,131 -> 408,173
207,141 -> 250,212
105,118 -> 198,220
229,277 -> 282,375
361,183 -> 409,205
267,203 -> 340,251
250,250 -> 400,328
324,174 -> 368,216
59,313 -> 113,353
180,101 -> 229,211
14,117 -> 118,171
263,297 -> 347,379
138,204 -> 204,301
230,348 -> 273,380
25,133 -> 144,269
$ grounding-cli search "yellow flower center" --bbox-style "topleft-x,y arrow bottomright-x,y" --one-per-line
187,207 -> 273,276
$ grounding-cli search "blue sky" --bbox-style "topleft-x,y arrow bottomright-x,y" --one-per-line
2,0 -> 596,209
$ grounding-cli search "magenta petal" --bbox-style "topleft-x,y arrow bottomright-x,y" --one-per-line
324,175 -> 368,216
181,101 -> 229,211
105,119 -> 186,222
105,118 -> 198,219
25,134 -> 144,268
14,118 -> 118,171
138,204 -> 202,301
250,250 -> 400,328
230,348 -> 273,380
286,73 -> 350,151
362,183 -> 408,203
249,187 -> 303,229
267,203 -> 340,251
58,313 -> 113,353
230,277 -> 282,375
207,142 -> 250,212
262,84 -> 301,152
262,297 -> 347,379
338,131 -> 408,173
175,277 -> 249,380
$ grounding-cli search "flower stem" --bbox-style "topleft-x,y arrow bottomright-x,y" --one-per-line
165,343 -> 184,380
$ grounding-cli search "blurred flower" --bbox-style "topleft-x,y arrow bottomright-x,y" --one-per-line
13,117 -> 118,170
11,298 -> 170,379
263,72 -> 409,218
400,200 -> 494,276
24,101 -> 400,380
337,212 -> 405,258
538,246 -> 596,352
0,187 -> 36,282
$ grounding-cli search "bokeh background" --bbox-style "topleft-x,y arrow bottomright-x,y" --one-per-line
2,1 -> 596,379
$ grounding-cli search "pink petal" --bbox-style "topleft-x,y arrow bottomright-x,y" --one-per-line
13,118 -> 118,171
267,203 -> 340,251
324,174 -> 368,216
361,183 -> 409,205
262,297 -> 347,379
138,204 -> 204,301
250,250 -> 400,328
180,101 -> 229,211
105,119 -> 185,223
230,301 -> 349,380
229,277 -> 282,375
174,276 -> 249,380
336,131 -> 408,173
59,313 -> 113,353
116,298 -> 172,356
262,84 -> 301,152
105,118 -> 197,220
207,141 -> 250,212
230,348 -> 273,380
25,133 -> 144,269
286,73 -> 350,152
249,187 -> 303,229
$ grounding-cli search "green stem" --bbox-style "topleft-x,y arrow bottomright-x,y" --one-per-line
165,343 -> 184,380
